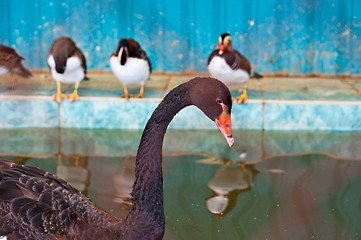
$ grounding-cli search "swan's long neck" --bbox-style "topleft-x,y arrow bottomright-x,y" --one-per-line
123,83 -> 191,234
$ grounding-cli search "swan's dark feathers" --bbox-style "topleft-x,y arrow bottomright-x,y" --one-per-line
0,181 -> 22,201
188,77 -> 232,120
0,159 -> 97,238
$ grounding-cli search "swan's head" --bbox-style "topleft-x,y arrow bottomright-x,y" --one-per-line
189,77 -> 234,147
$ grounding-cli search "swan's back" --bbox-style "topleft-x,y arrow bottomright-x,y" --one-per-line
0,159 -> 119,239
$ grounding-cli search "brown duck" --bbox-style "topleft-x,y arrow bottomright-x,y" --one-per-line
47,37 -> 87,103
207,33 -> 262,104
0,45 -> 32,89
0,77 -> 234,239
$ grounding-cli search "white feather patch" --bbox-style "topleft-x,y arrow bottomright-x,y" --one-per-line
208,56 -> 249,85
47,55 -> 85,84
117,48 -> 125,63
0,236 -> 7,240
109,56 -> 150,86
0,66 -> 9,75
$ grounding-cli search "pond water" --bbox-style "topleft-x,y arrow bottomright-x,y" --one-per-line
1,129 -> 361,240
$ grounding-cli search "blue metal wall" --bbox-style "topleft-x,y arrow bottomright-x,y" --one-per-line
1,0 -> 360,75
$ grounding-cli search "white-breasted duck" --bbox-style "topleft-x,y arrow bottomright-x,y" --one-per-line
110,38 -> 151,99
0,45 -> 32,89
47,37 -> 87,103
207,33 -> 262,104
0,77 -> 233,240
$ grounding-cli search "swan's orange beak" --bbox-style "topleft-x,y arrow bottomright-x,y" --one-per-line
215,108 -> 234,147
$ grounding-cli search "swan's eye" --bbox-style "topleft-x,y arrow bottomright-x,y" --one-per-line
216,98 -> 223,104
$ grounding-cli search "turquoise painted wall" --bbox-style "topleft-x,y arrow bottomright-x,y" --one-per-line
1,0 -> 360,75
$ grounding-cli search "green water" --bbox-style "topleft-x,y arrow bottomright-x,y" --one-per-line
1,129 -> 361,239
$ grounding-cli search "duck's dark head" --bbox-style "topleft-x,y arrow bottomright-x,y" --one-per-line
217,33 -> 232,55
189,77 -> 234,147
117,39 -> 129,65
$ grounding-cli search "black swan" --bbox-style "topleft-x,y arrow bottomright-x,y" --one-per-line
47,37 -> 87,103
0,45 -> 32,89
110,38 -> 152,99
0,77 -> 233,239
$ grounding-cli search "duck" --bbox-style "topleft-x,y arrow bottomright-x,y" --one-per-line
47,37 -> 87,103
207,33 -> 262,104
0,77 -> 234,240
0,45 -> 32,89
110,38 -> 151,99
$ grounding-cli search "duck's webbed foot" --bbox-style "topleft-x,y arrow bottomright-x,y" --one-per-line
120,85 -> 131,99
132,93 -> 144,98
132,85 -> 145,98
236,91 -> 248,104
52,92 -> 67,103
68,91 -> 80,102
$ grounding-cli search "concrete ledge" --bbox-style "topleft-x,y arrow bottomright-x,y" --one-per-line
0,96 -> 360,131
0,97 -> 58,128
264,100 -> 361,131
0,73 -> 360,130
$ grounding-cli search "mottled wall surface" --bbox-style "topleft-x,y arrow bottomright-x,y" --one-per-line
0,0 -> 360,75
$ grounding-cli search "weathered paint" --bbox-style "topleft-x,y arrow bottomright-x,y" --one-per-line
1,0 -> 360,75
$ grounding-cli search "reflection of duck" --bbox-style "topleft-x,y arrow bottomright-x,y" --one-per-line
112,155 -> 135,209
47,37 -> 87,103
206,163 -> 259,217
0,45 -> 32,89
4,156 -> 31,165
55,155 -> 90,193
0,77 -> 233,239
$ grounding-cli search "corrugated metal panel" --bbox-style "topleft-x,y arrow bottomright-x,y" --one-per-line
1,0 -> 360,75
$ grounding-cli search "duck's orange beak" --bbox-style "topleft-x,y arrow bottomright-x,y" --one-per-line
215,108 -> 234,147
218,44 -> 225,55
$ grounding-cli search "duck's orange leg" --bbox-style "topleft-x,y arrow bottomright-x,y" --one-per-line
236,82 -> 248,104
52,81 -> 66,103
68,82 -> 80,102
120,85 -> 131,99
133,85 -> 144,98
